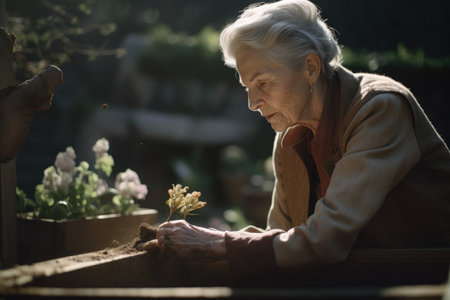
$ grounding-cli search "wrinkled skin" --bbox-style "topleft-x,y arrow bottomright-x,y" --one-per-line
138,220 -> 226,262
0,65 -> 63,163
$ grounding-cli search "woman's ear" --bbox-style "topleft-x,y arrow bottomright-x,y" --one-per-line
304,53 -> 322,85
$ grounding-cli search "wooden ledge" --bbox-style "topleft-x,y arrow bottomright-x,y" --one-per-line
0,244 -> 145,288
0,284 -> 447,299
0,245 -> 449,299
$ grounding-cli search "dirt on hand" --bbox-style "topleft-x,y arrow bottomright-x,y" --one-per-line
133,223 -> 159,254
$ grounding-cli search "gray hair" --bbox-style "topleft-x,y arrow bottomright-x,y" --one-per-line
219,0 -> 342,77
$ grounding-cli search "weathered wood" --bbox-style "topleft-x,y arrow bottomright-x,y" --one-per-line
0,285 -> 446,299
0,1 -> 5,28
0,247 -> 449,299
17,209 -> 158,264
0,0 -> 18,268
1,247 -> 449,289
0,159 -> 17,268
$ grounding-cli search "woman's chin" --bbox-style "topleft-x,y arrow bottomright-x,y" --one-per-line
270,122 -> 288,133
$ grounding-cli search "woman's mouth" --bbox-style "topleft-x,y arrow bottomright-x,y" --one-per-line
265,113 -> 276,121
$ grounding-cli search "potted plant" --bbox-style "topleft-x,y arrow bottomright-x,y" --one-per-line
16,137 -> 158,263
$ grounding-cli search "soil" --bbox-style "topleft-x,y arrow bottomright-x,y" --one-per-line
0,243 -> 142,288
1,223 -> 159,288
132,222 -> 159,254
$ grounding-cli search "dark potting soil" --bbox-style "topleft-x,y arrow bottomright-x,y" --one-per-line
132,222 -> 159,253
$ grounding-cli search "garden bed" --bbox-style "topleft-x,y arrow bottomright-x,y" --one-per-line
17,208 -> 158,264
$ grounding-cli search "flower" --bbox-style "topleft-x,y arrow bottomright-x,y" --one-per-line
115,169 -> 148,200
93,137 -> 114,177
42,166 -> 61,192
180,191 -> 206,219
19,137 -> 148,220
165,184 -> 206,221
54,147 -> 76,173
92,138 -> 109,158
96,178 -> 108,195
59,172 -> 73,193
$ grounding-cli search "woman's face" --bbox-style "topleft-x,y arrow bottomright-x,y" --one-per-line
236,47 -> 311,132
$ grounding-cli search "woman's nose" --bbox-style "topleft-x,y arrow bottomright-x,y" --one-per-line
248,91 -> 263,112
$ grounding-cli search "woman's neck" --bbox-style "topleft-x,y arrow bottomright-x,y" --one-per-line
298,76 -> 327,134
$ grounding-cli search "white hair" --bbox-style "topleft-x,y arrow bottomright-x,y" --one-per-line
219,0 -> 342,77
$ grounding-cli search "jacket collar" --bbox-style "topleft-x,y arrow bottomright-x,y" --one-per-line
336,66 -> 362,131
281,66 -> 360,150
280,66 -> 361,176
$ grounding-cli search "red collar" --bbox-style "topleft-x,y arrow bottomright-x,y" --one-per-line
281,74 -> 340,151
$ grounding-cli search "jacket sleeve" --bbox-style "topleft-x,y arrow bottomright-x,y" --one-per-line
273,93 -> 421,269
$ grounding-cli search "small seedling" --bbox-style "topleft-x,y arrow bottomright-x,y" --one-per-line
165,184 -> 206,222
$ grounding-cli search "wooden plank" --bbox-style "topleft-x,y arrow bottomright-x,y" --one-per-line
0,284 -> 446,299
1,246 -> 449,289
0,245 -> 232,288
0,244 -> 147,288
17,209 -> 158,264
0,0 -> 17,267
0,159 -> 17,268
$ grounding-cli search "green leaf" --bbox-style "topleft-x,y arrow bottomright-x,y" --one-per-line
112,195 -> 121,207
16,187 -> 26,213
94,154 -> 114,177
52,201 -> 69,220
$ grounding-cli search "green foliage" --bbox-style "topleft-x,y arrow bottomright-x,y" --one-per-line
94,153 -> 114,177
342,44 -> 450,73
16,188 -> 35,215
17,138 -> 148,220
139,24 -> 450,83
7,0 -> 124,78
137,25 -> 235,82
33,161 -> 102,219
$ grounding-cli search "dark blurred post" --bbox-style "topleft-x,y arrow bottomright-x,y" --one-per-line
0,0 -> 18,268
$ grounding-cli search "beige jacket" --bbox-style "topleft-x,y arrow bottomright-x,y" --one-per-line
268,66 -> 450,269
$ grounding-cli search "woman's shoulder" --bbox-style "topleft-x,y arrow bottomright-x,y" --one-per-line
356,72 -> 413,99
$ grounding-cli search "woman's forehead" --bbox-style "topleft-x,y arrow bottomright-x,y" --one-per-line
236,50 -> 278,85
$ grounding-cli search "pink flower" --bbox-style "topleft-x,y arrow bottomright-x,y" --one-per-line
92,138 -> 109,158
115,169 -> 148,200
42,166 -> 62,192
54,147 -> 76,173
96,178 -> 108,195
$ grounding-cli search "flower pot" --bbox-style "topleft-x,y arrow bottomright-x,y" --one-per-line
17,208 -> 158,264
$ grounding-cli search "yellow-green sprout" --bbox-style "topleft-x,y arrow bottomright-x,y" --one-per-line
165,184 -> 206,221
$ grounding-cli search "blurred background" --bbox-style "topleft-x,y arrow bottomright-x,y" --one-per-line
7,0 -> 450,229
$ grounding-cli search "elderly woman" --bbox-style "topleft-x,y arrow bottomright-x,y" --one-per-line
152,0 -> 450,275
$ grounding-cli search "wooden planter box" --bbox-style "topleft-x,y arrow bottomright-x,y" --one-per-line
17,208 -> 158,264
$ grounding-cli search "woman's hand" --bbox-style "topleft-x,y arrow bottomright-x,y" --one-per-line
156,220 -> 226,261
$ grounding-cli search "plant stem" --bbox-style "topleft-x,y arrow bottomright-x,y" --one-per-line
166,211 -> 173,223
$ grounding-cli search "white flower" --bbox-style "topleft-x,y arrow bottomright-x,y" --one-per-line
92,138 -> 109,158
96,178 -> 108,195
59,172 -> 73,193
42,166 -> 62,192
54,147 -> 76,173
115,169 -> 148,200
